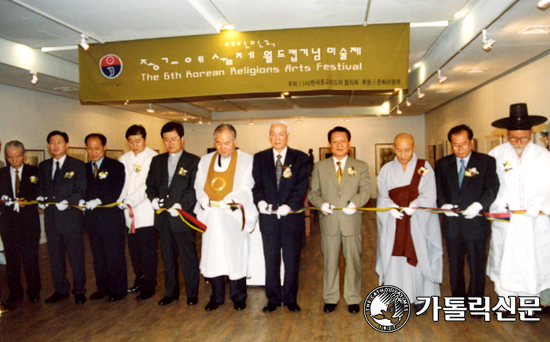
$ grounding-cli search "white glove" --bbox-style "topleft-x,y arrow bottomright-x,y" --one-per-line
1,195 -> 12,206
117,198 -> 127,210
463,202 -> 483,219
320,202 -> 334,215
86,198 -> 102,211
151,198 -> 162,211
342,202 -> 357,215
258,201 -> 272,215
403,202 -> 417,216
13,201 -> 20,213
389,204 -> 404,220
168,203 -> 182,217
200,198 -> 212,211
78,199 -> 86,209
525,204 -> 540,218
277,204 -> 291,219
56,200 -> 69,211
441,204 -> 459,217
37,196 -> 48,209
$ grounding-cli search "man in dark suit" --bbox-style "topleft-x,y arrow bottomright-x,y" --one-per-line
252,120 -> 309,313
37,131 -> 87,304
0,141 -> 41,303
146,122 -> 200,306
435,125 -> 499,305
83,133 -> 127,302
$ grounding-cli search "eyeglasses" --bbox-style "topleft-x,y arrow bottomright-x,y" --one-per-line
508,136 -> 530,143
451,142 -> 470,149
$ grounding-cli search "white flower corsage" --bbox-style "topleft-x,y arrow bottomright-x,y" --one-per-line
178,167 -> 188,176
30,175 -> 38,184
418,166 -> 429,176
64,171 -> 74,179
347,167 -> 357,176
282,165 -> 292,178
98,171 -> 108,179
503,161 -> 512,172
464,168 -> 479,177
135,165 -> 141,173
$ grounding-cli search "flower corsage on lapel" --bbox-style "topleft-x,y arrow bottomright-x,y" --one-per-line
135,165 -> 141,173
178,167 -> 188,176
29,175 -> 38,184
64,171 -> 74,179
98,171 -> 108,179
282,165 -> 292,178
418,166 -> 429,176
464,167 -> 479,177
503,161 -> 512,172
347,166 -> 357,176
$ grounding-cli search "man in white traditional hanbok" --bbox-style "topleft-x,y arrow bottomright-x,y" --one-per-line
117,125 -> 158,301
488,103 -> 550,317
194,124 -> 258,311
376,133 -> 443,312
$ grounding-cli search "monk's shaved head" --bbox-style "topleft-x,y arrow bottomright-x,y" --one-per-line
394,133 -> 415,147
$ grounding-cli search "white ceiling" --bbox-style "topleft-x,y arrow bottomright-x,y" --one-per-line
0,0 -> 549,123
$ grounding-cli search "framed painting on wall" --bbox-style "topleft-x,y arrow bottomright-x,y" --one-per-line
374,143 -> 395,175
25,150 -> 45,167
105,149 -> 124,161
68,147 -> 88,163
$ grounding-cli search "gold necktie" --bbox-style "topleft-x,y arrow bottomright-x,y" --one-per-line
337,161 -> 343,185
93,162 -> 98,179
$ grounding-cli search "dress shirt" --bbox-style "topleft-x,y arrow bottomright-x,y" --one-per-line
272,146 -> 288,166
10,164 -> 24,198
333,155 -> 348,172
51,154 -> 67,178
456,152 -> 472,173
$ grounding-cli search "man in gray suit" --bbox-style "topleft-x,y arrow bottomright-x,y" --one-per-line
309,126 -> 371,314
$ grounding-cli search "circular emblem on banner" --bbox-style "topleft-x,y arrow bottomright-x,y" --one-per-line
363,285 -> 411,333
211,177 -> 226,192
99,54 -> 123,79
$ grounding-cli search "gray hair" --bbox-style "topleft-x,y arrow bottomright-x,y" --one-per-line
269,120 -> 290,134
4,140 -> 26,157
213,124 -> 237,141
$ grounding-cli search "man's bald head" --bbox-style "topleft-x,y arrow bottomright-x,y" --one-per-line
394,133 -> 415,147
394,133 -> 417,166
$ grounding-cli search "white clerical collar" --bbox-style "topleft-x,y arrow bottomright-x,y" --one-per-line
169,150 -> 183,159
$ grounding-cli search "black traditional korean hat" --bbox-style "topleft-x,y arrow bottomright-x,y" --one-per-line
491,103 -> 547,130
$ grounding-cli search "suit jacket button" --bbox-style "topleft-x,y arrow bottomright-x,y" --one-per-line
166,195 -> 170,198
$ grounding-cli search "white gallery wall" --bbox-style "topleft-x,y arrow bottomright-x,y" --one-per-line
424,52 -> 550,153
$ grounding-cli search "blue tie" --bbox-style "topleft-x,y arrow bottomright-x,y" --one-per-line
458,159 -> 465,188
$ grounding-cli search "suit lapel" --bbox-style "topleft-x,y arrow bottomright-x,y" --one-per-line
447,156 -> 460,192
278,148 -> 293,191
168,152 -> 185,192
325,158 -> 339,188
265,150 -> 277,191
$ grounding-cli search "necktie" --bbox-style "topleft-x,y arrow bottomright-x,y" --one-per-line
93,162 -> 98,179
458,159 -> 465,188
15,169 -> 20,198
52,161 -> 61,187
337,161 -> 343,185
276,154 -> 282,188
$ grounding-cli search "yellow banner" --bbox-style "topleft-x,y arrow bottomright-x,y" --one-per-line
79,24 -> 409,102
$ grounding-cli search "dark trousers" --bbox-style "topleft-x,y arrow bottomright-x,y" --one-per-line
261,228 -> 303,305
0,229 -> 41,298
446,236 -> 488,299
159,227 -> 199,298
45,225 -> 86,295
127,226 -> 158,292
209,276 -> 247,304
88,225 -> 128,294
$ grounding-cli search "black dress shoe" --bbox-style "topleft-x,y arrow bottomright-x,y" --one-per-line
136,291 -> 155,301
109,292 -> 127,302
29,296 -> 40,303
187,296 -> 198,306
90,291 -> 108,300
348,304 -> 360,314
127,285 -> 141,293
5,295 -> 23,304
205,301 -> 220,311
158,296 -> 179,306
323,303 -> 337,313
74,294 -> 87,304
286,303 -> 301,312
414,303 -> 425,315
45,292 -> 69,304
234,301 -> 246,311
262,302 -> 280,313
540,305 -> 550,314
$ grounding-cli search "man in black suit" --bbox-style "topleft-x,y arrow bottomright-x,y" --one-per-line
0,141 -> 41,303
252,120 -> 309,313
37,131 -> 87,304
146,122 -> 200,306
435,125 -> 499,305
83,133 -> 127,302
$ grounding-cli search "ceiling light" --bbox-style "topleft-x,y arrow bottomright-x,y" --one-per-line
146,103 -> 154,113
296,117 -> 303,124
454,11 -> 467,18
436,89 -> 455,94
414,62 -> 422,68
223,24 -> 235,30
417,88 -> 425,99
406,98 -> 411,107
344,117 -> 351,122
538,0 -> 550,10
198,118 -> 203,125
248,119 -> 255,126
124,100 -> 129,105
183,113 -> 188,121
388,114 -> 392,119
466,68 -> 490,73
80,34 -> 89,50
438,69 -> 447,84
396,106 -> 402,115
482,29 -> 496,52
30,71 -> 38,85
282,91 -> 289,96
377,115 -> 381,121
410,21 -> 448,28
208,121 -> 212,126
520,25 -> 550,35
